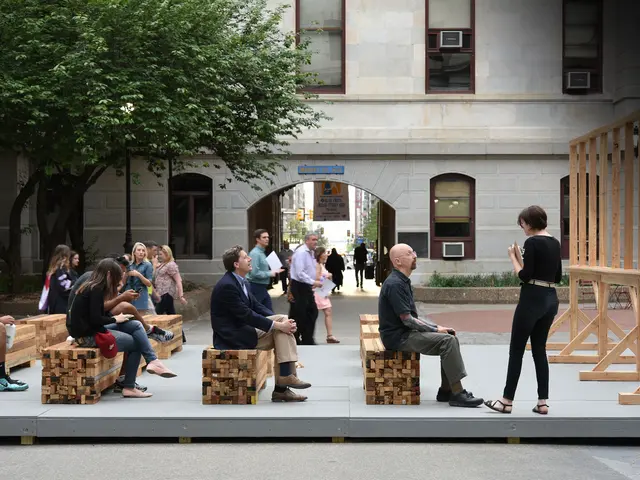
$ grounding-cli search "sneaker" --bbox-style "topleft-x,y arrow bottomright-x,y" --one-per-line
449,389 -> 484,408
0,376 -> 29,392
113,377 -> 147,393
148,326 -> 174,343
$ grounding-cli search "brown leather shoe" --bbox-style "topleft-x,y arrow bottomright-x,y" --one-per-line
272,388 -> 307,402
276,374 -> 311,389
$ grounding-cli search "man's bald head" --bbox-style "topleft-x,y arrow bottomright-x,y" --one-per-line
389,243 -> 417,275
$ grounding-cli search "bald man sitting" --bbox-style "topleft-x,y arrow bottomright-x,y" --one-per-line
378,243 -> 483,408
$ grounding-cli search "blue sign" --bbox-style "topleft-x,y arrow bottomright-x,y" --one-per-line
298,165 -> 345,175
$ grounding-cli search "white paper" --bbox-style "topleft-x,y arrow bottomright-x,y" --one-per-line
266,251 -> 283,271
5,324 -> 16,349
315,279 -> 335,298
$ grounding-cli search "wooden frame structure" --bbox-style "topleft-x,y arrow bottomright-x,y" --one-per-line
544,110 -> 640,405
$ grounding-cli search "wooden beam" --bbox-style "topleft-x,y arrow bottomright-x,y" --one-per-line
579,142 -> 587,265
589,137 -> 598,266
624,122 -> 634,269
570,109 -> 640,146
569,144 -> 579,265
599,132 -> 608,267
611,128 -> 621,268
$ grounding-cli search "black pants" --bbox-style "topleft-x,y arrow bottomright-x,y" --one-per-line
354,264 -> 365,285
288,279 -> 318,345
280,268 -> 289,292
155,293 -> 176,315
503,284 -> 559,401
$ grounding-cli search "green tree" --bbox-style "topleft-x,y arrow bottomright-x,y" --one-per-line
362,201 -> 379,244
0,0 -> 327,286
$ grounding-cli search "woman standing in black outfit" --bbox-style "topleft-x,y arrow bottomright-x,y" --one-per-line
485,206 -> 562,415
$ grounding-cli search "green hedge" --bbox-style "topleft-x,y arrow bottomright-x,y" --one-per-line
427,272 -> 570,288
0,275 -> 43,294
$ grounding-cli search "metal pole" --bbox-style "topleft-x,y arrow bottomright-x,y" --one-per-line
123,151 -> 133,253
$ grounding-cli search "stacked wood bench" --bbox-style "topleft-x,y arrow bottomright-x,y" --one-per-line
202,348 -> 275,405
6,324 -> 38,373
359,313 -> 421,405
143,314 -> 184,359
15,314 -> 68,359
41,342 -> 124,404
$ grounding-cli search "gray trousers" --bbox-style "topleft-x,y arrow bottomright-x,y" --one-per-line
400,331 -> 468,387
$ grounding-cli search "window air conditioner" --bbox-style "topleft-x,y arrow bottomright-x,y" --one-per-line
440,31 -> 463,48
567,71 -> 591,89
442,242 -> 464,258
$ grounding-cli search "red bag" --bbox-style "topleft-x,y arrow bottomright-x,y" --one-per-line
94,331 -> 118,358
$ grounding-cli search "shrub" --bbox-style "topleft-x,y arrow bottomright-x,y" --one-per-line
427,272 -> 569,287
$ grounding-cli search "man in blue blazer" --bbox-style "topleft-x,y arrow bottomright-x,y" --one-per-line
210,245 -> 311,402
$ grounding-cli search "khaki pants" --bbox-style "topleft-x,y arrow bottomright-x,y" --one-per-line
401,331 -> 468,386
256,314 -> 298,364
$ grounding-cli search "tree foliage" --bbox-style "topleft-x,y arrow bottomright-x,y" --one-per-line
0,0 -> 328,287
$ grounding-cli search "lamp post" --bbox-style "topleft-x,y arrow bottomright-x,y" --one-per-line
121,103 -> 135,253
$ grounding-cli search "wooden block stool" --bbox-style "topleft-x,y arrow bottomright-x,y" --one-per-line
361,337 -> 420,405
202,348 -> 274,404
15,314 -> 67,359
6,324 -> 38,373
144,314 -> 184,359
41,342 -> 124,404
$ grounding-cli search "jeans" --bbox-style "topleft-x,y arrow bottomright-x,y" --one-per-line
503,284 -> 559,400
105,321 -> 158,389
249,283 -> 273,312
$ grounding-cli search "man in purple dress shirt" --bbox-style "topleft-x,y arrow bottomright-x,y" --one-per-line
288,233 -> 321,345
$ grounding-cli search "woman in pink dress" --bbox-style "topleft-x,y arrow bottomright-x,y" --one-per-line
314,247 -> 340,344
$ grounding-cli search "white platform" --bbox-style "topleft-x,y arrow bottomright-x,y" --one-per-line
1,345 -> 639,439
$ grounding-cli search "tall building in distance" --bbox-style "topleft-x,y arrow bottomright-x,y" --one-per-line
354,188 -> 377,243
281,183 -> 306,241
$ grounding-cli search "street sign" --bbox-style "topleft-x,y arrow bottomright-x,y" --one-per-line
298,165 -> 345,175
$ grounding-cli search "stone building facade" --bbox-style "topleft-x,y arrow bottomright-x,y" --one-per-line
1,0 -> 639,285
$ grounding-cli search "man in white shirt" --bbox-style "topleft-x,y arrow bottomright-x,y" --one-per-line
288,233 -> 321,345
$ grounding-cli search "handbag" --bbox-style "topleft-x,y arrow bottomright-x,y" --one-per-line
94,330 -> 118,358
38,274 -> 51,311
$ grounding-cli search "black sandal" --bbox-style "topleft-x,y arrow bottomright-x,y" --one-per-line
484,399 -> 512,414
532,404 -> 549,415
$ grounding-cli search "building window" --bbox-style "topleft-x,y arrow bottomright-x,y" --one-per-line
563,0 -> 602,94
430,174 -> 475,259
560,174 -> 599,259
426,0 -> 475,93
296,0 -> 345,93
169,173 -> 212,259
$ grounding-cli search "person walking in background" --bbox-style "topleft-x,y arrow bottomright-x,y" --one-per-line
353,243 -> 368,289
278,241 -> 294,295
44,244 -> 74,314
289,233 -> 321,345
313,247 -> 340,344
484,206 -> 562,415
153,245 -> 187,314
247,229 -> 283,311
325,248 -> 344,293
69,250 -> 80,283
125,242 -> 155,315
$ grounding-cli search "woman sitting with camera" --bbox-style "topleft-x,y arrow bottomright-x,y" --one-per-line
67,258 -> 176,399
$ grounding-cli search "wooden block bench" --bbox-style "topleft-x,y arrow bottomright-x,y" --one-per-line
144,314 -> 184,359
361,337 -> 420,405
41,342 -> 124,405
6,324 -> 38,373
360,323 -> 379,340
15,314 -> 68,359
359,314 -> 379,325
202,348 -> 275,405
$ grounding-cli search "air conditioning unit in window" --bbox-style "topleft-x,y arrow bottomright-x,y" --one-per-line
442,242 -> 464,258
440,30 -> 463,48
567,71 -> 591,89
